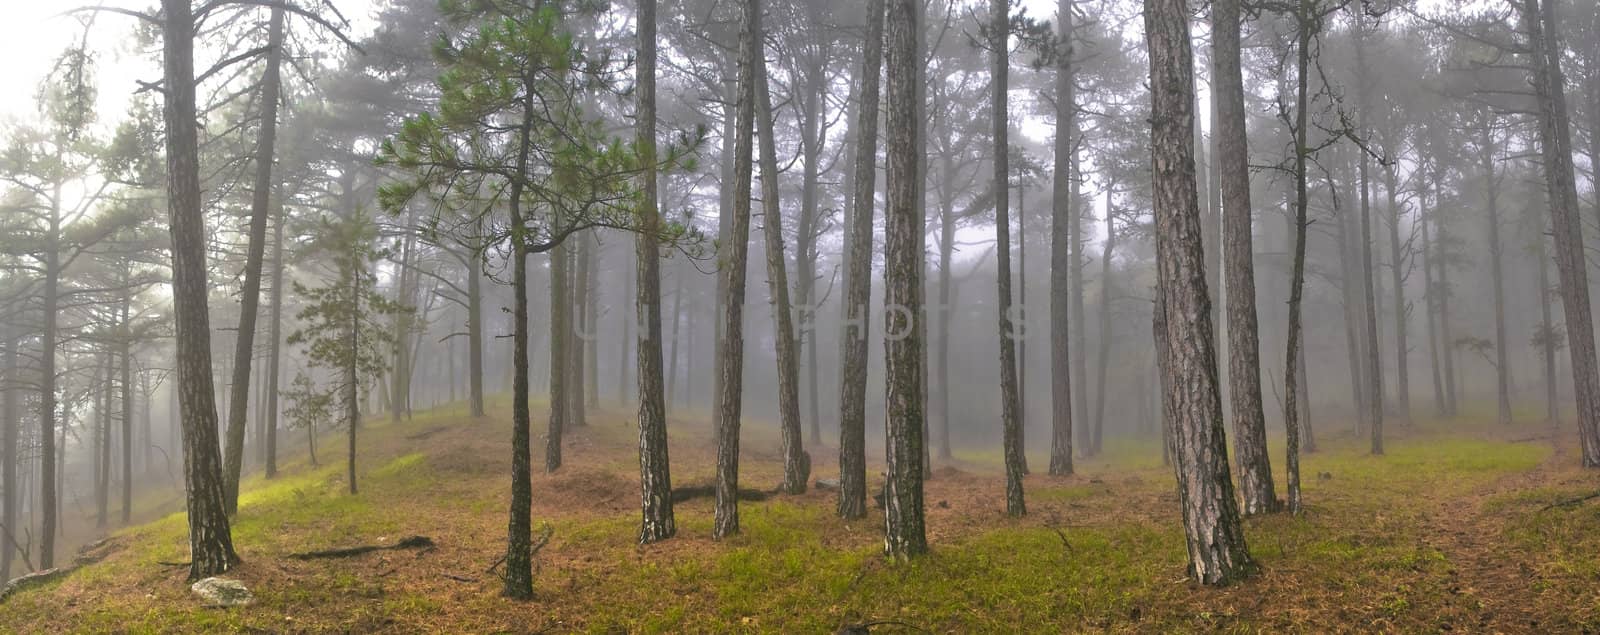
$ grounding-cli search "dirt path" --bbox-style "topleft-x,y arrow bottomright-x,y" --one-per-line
1420,433 -> 1566,632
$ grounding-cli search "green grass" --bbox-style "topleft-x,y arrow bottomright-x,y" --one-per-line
1,399 -> 1589,633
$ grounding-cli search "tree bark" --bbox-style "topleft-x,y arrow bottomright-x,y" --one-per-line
223,6 -> 286,513
992,0 -> 1025,517
1145,0 -> 1255,584
547,238 -> 570,472
161,0 -> 240,580
754,30 -> 810,496
1048,0 -> 1076,476
636,0 -> 676,544
503,87 -> 538,599
837,0 -> 884,521
714,0 -> 759,539
1213,0 -> 1276,515
884,0 -> 927,557
1524,0 -> 1600,466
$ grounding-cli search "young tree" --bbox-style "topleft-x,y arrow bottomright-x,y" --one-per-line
1144,0 -> 1254,584
287,209 -> 406,499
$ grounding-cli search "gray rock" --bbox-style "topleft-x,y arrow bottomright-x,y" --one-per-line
191,577 -> 254,607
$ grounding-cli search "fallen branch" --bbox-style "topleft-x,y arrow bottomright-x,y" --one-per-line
288,535 -> 435,560
0,568 -> 72,604
441,573 -> 477,583
836,619 -> 929,634
1541,491 -> 1600,511
671,484 -> 771,503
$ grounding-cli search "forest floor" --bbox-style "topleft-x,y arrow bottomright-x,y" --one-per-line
3,399 -> 1599,633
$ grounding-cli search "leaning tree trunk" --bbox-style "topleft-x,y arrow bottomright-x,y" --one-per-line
1049,0 -> 1077,476
1525,0 -> 1600,466
714,0 -> 760,539
161,0 -> 240,580
754,37 -> 810,496
1144,0 -> 1255,584
222,6 -> 286,514
883,0 -> 927,557
837,0 -> 884,522
636,0 -> 676,544
992,0 -> 1025,517
1214,0 -> 1276,515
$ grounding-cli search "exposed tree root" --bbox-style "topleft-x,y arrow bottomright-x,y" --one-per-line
288,535 -> 435,560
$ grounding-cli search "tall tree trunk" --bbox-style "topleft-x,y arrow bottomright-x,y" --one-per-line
1145,0 -> 1255,585
636,0 -> 676,544
1525,0 -> 1600,465
584,238 -> 599,410
265,195 -> 284,478
1479,127 -> 1513,426
1,328 -> 15,580
1070,149 -> 1089,455
1437,205 -> 1458,416
1049,0 -> 1076,476
468,252 -> 485,418
714,0 -> 759,539
797,45 -> 825,449
837,0 -> 884,521
1283,0 -> 1314,514
619,257 -> 633,406
1383,162 -> 1411,425
345,267 -> 360,497
547,239 -> 570,472
1421,190 -> 1446,418
1354,17 -> 1383,455
1017,183 -> 1029,471
666,261 -> 683,410
1214,0 -> 1276,515
571,236 -> 590,426
223,6 -> 286,513
935,152 -> 956,461
1534,187 -> 1558,425
121,298 -> 133,524
884,0 -> 927,557
1091,191 -> 1114,457
161,0 -> 240,580
992,0 -> 1025,517
97,352 -> 110,529
755,36 -> 810,496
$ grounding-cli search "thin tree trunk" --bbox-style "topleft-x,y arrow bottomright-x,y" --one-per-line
1091,192 -> 1114,456
837,0 -> 884,521
666,261 -> 683,411
1421,189 -> 1446,418
992,0 -> 1025,517
161,0 -> 240,579
1283,0 -> 1314,514
547,239 -> 570,472
503,86 -> 539,598
1479,127 -> 1512,425
121,298 -> 133,524
265,194 -> 284,478
1383,161 -> 1411,424
1354,17 -> 1383,455
468,252 -> 485,418
1,328 -> 15,580
755,37 -> 810,496
714,0 -> 759,539
223,6 -> 286,513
